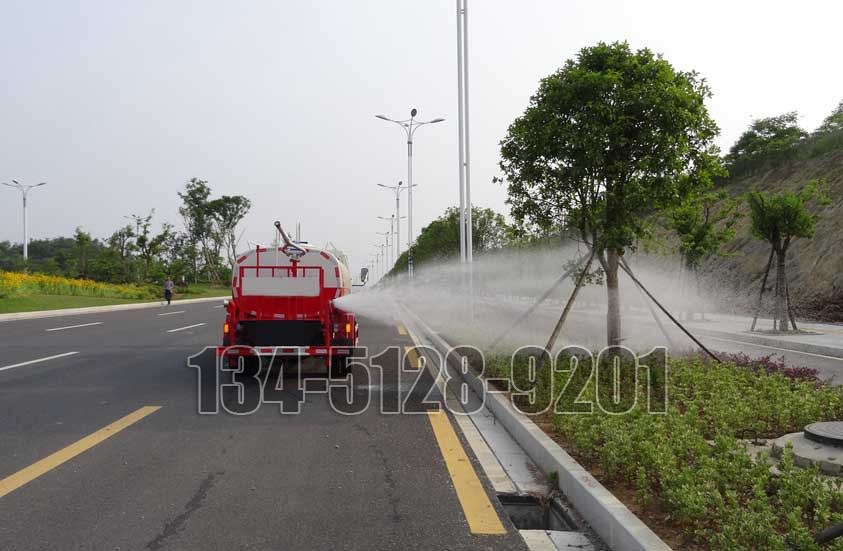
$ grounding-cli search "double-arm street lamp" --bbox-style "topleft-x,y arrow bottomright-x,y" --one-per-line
2,179 -> 47,261
375,109 -> 444,279
376,181 -> 412,262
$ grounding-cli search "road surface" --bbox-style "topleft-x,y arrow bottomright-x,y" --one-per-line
0,301 -> 527,550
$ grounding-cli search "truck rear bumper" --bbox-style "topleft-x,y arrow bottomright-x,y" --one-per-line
216,345 -> 357,358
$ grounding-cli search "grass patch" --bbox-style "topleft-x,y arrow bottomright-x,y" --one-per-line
484,351 -> 843,550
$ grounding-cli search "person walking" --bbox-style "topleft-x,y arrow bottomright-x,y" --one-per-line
163,277 -> 174,306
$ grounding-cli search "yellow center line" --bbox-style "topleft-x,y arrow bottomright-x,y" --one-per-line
426,410 -> 507,535
404,346 -> 421,369
0,406 -> 162,500
397,325 -> 408,336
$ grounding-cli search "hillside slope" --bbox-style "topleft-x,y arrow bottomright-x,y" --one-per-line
701,149 -> 843,320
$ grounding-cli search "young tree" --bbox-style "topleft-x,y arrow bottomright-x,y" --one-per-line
209,195 -> 252,272
108,224 -> 135,282
73,227 -> 93,279
128,211 -> 173,282
498,42 -> 722,345
178,178 -> 214,283
746,180 -> 828,332
667,189 -> 739,316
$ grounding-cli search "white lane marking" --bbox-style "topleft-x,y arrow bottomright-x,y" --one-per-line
0,352 -> 80,373
166,323 -> 206,333
704,336 -> 843,362
157,310 -> 186,316
45,322 -> 103,332
213,305 -> 224,309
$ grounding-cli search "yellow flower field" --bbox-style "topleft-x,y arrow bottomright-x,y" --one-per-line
0,271 -> 155,300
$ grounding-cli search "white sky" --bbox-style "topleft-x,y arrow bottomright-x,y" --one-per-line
1,0 -> 841,275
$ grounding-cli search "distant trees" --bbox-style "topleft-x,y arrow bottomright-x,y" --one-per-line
498,42 -> 722,346
725,100 -> 843,178
390,206 -> 510,274
0,178 -> 251,287
746,180 -> 828,332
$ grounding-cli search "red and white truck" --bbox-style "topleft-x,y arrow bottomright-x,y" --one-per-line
220,223 -> 365,376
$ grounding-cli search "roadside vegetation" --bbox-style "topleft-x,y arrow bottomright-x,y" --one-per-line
0,178 -> 244,313
484,352 -> 843,550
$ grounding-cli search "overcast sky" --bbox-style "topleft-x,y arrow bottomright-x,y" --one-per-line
2,0 -> 841,275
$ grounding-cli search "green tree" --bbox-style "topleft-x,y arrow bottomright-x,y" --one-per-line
746,180 -> 828,331
128,210 -> 173,282
813,99 -> 843,136
107,224 -> 135,282
725,112 -> 806,176
73,227 -> 93,279
178,178 -> 214,283
498,41 -> 722,345
390,206 -> 509,275
209,195 -> 252,272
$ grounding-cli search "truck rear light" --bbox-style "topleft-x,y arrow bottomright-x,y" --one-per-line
224,323 -> 230,334
345,323 -> 351,334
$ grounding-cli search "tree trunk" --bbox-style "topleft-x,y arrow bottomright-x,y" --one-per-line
775,249 -> 787,332
750,248 -> 775,332
781,246 -> 798,331
606,248 -> 622,346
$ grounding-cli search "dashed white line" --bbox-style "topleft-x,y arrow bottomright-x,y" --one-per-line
157,310 -> 186,316
45,322 -> 103,332
166,323 -> 206,333
0,352 -> 80,373
704,336 -> 843,362
213,305 -> 224,309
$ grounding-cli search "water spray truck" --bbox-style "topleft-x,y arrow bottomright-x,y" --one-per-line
220,222 -> 367,376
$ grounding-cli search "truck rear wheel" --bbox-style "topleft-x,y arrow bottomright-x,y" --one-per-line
329,356 -> 350,378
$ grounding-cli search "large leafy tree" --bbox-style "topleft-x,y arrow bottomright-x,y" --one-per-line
746,180 -> 828,332
498,41 -> 722,345
209,195 -> 252,269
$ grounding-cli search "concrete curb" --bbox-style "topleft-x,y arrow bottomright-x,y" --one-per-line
0,296 -> 228,322
693,327 -> 843,360
399,304 -> 672,551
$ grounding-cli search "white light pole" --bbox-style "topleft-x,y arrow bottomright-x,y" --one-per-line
377,180 -> 411,261
376,231 -> 391,270
375,110 -> 444,279
456,0 -> 473,264
2,180 -> 47,261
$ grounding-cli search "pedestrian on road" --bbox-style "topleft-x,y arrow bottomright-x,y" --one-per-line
163,277 -> 174,306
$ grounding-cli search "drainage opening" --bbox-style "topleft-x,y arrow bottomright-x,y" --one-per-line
497,493 -> 576,531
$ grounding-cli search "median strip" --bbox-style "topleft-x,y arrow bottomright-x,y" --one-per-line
45,322 -> 103,332
0,406 -> 161,499
166,323 -> 206,333
426,410 -> 506,535
0,351 -> 79,373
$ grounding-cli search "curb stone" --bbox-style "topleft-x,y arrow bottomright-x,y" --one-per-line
0,296 -> 228,322
399,303 -> 673,551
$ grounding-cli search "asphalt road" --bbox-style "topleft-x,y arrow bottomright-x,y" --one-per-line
0,301 -> 526,550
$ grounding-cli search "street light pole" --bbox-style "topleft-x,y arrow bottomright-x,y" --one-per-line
377,181 -> 411,263
375,111 -> 444,280
456,0 -> 473,264
2,180 -> 47,262
376,231 -> 391,270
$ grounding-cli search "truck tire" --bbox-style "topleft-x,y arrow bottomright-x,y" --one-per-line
329,356 -> 350,378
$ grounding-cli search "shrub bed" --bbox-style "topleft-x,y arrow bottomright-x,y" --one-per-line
485,352 -> 843,550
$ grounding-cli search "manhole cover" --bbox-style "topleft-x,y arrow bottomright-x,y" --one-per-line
804,422 -> 843,447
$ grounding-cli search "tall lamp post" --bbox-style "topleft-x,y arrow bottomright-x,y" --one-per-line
456,0 -> 473,264
375,110 -> 444,279
376,231 -> 391,271
2,180 -> 47,261
376,181 -> 410,261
